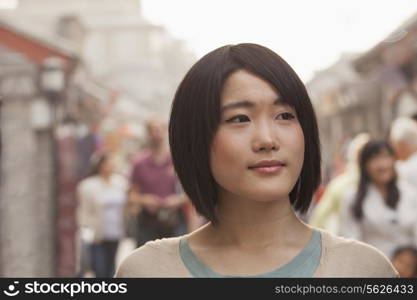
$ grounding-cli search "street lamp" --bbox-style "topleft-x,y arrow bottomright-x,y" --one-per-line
35,56 -> 66,276
39,57 -> 65,97
31,57 -> 65,131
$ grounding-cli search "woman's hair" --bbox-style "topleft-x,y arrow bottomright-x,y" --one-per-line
169,43 -> 321,224
87,152 -> 109,177
351,140 -> 399,220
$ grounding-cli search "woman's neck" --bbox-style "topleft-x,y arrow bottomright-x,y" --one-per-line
99,172 -> 111,182
374,182 -> 388,199
203,195 -> 311,251
150,143 -> 169,162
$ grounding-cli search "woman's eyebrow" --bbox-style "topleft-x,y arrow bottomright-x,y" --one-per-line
221,97 -> 285,112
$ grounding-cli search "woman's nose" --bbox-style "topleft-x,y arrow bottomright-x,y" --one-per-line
251,121 -> 279,152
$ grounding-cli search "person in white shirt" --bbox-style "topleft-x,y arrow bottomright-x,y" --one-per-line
76,152 -> 128,277
390,117 -> 417,188
340,140 -> 417,258
309,132 -> 370,234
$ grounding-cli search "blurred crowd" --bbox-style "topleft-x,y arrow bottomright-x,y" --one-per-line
75,115 -> 205,278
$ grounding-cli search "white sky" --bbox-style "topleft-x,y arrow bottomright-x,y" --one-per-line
141,0 -> 417,82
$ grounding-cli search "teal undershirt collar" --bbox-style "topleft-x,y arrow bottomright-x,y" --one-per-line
179,230 -> 322,278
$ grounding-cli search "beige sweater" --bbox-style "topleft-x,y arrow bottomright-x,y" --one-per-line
115,229 -> 398,277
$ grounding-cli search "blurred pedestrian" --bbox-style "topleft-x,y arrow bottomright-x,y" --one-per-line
76,152 -> 128,277
340,140 -> 417,258
129,115 -> 195,248
309,132 -> 370,234
391,246 -> 417,278
116,43 -> 397,278
390,117 -> 417,188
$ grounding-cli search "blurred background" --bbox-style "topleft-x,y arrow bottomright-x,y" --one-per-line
1,0 -> 417,277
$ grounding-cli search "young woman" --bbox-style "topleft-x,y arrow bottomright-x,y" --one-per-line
340,140 -> 417,259
115,43 -> 398,277
77,152 -> 128,277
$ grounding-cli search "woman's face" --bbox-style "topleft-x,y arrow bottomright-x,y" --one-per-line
100,156 -> 115,176
210,69 -> 305,203
365,150 -> 395,185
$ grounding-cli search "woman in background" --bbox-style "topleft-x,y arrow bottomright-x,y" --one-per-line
340,140 -> 417,258
77,152 -> 128,277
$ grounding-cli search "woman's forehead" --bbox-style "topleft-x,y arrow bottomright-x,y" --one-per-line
222,70 -> 278,97
220,97 -> 294,114
220,70 -> 297,109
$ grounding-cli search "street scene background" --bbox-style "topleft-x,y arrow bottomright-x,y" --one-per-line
1,0 -> 417,277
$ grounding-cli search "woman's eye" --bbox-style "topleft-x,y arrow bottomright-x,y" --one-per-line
276,112 -> 295,120
226,115 -> 250,123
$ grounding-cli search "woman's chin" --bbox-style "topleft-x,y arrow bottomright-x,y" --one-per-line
244,191 -> 291,203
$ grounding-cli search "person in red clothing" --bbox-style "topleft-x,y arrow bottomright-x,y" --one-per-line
129,116 -> 202,247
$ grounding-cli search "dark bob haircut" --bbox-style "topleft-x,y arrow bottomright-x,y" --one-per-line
169,43 -> 321,224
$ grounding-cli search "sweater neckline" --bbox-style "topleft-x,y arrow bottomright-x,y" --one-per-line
179,230 -> 322,278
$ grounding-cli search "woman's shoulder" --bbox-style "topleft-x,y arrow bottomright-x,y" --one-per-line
397,179 -> 417,197
114,236 -> 191,278
316,229 -> 398,277
77,176 -> 101,193
110,173 -> 129,190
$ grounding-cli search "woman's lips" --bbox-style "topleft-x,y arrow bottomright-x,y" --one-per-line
245,162 -> 285,174
248,165 -> 285,174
